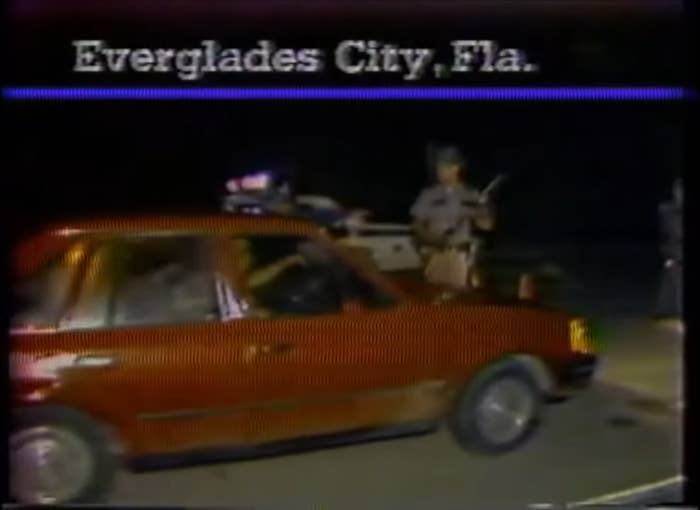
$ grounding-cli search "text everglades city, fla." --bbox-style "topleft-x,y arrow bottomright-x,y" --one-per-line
73,39 -> 540,81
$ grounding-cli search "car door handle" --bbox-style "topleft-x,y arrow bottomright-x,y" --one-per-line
260,343 -> 295,355
74,355 -> 121,368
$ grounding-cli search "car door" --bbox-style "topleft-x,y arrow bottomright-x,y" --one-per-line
51,233 -> 270,457
219,234 -> 452,446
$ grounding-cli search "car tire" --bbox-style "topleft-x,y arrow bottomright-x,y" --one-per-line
449,364 -> 542,454
10,406 -> 118,505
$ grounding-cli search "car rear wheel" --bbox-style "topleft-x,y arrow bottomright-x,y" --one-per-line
449,365 -> 542,454
10,406 -> 117,505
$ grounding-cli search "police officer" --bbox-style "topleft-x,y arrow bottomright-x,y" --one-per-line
655,177 -> 683,320
410,146 -> 494,252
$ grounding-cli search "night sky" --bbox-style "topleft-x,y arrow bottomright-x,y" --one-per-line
5,1 -> 684,244
6,102 -> 682,243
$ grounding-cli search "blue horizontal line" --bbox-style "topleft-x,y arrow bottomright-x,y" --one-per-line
2,86 -> 690,101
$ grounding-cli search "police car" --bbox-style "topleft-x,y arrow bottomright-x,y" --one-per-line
222,174 -> 422,272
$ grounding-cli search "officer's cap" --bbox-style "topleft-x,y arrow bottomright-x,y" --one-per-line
435,146 -> 466,167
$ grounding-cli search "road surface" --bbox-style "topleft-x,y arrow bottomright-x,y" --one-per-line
109,382 -> 682,509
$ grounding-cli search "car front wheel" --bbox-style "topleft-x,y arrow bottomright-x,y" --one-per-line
449,365 -> 542,454
10,406 -> 117,505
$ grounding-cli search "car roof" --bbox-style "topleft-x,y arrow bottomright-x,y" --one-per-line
13,214 -> 325,278
40,213 -> 323,236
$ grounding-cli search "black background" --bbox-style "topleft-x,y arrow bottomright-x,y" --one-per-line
7,1 -> 685,85
5,101 -> 683,243
4,1 -> 686,243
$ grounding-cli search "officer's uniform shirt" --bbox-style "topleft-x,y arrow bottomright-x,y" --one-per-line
410,183 -> 482,245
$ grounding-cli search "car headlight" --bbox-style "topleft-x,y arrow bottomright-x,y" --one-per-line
569,318 -> 594,354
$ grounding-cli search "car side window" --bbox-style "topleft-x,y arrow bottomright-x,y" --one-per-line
64,235 -> 220,330
338,266 -> 397,309
231,235 -> 395,318
231,235 -> 340,318
12,242 -> 86,331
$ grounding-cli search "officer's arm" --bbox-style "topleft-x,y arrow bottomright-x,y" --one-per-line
409,189 -> 431,218
461,191 -> 495,231
248,254 -> 306,289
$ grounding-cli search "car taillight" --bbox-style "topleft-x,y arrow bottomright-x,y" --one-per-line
569,319 -> 594,354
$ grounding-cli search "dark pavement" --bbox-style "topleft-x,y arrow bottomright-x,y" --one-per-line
109,382 -> 681,509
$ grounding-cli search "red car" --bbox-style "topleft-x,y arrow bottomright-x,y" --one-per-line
10,214 -> 597,505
